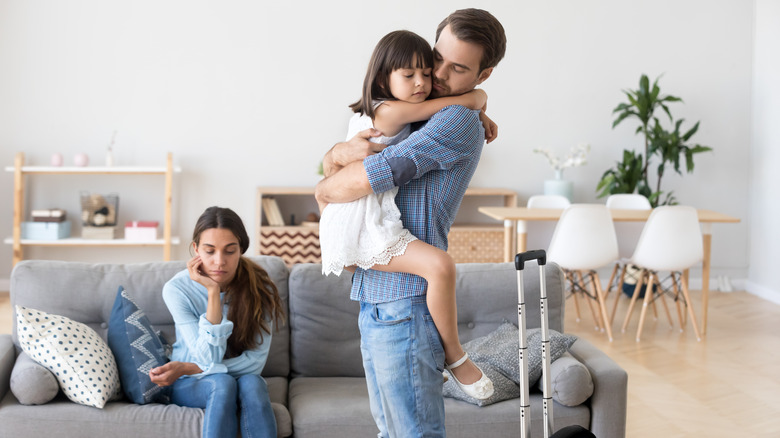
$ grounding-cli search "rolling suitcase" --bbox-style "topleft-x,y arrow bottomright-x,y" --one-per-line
515,250 -> 596,438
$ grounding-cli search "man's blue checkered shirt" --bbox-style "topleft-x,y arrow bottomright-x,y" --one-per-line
351,105 -> 485,303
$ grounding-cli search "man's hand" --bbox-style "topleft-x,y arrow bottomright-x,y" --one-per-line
479,110 -> 498,144
322,128 -> 386,177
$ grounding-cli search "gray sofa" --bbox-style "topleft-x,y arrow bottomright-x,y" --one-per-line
0,256 -> 627,437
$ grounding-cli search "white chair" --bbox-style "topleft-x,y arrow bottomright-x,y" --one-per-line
621,205 -> 703,342
604,194 -> 652,324
522,195 -> 571,268
527,194 -> 571,209
548,204 -> 618,341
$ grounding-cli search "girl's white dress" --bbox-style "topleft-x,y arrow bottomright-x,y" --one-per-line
319,107 -> 418,276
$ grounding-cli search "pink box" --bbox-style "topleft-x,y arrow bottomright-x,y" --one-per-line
124,221 -> 159,241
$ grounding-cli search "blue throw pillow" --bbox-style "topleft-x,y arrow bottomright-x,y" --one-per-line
107,286 -> 170,404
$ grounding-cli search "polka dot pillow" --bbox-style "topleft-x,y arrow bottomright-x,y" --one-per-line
15,305 -> 121,409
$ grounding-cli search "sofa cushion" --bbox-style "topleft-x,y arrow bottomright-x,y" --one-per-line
107,286 -> 170,405
288,264 -> 363,377
10,352 -> 59,405
16,305 -> 121,409
443,321 -> 576,405
537,352 -> 594,406
443,360 -> 519,407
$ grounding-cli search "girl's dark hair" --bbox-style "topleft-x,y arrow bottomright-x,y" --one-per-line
349,30 -> 433,119
192,206 -> 285,358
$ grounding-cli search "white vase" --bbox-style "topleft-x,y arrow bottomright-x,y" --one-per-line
544,178 -> 573,201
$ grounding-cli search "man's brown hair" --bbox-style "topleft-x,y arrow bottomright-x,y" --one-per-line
436,8 -> 507,72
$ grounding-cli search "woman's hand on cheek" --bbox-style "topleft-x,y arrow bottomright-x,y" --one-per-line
187,255 -> 220,290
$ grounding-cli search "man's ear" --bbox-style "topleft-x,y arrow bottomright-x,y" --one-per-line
476,67 -> 494,85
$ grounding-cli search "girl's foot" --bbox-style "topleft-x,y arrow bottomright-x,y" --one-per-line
445,352 -> 494,400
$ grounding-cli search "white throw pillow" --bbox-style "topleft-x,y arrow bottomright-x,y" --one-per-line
15,305 -> 121,409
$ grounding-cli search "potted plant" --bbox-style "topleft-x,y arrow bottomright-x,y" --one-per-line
596,74 -> 712,206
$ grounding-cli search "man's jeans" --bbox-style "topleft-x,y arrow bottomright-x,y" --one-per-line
359,295 -> 446,438
171,373 -> 277,438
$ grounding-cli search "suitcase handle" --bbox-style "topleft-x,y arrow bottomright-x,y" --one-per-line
514,249 -> 547,270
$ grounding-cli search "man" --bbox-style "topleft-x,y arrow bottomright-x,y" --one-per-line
316,9 -> 506,438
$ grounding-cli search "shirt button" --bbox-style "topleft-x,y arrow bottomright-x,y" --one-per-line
100,322 -> 108,329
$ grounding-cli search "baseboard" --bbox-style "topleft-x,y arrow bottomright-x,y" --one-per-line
744,280 -> 780,305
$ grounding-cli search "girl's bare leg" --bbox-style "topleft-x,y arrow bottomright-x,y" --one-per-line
370,240 -> 484,385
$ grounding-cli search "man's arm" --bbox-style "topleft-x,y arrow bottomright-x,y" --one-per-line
315,160 -> 373,208
321,128 -> 385,177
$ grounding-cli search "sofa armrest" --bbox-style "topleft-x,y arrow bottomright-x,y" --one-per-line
0,334 -> 16,401
569,337 -> 627,438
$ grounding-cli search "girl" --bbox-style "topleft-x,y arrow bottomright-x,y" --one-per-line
150,206 -> 285,438
318,30 -> 494,400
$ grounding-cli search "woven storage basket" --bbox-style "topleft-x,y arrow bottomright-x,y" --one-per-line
447,226 -> 504,264
259,227 -> 321,266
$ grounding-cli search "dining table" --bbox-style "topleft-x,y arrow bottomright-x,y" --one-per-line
477,206 -> 741,335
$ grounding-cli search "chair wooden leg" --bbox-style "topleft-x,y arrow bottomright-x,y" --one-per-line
610,264 -> 626,326
605,263 -> 619,300
670,273 -> 685,332
680,274 -> 702,341
655,275 -> 675,329
636,272 -> 656,342
622,270 -> 646,333
591,271 -> 614,342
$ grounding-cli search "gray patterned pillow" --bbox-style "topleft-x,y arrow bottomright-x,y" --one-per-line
443,321 -> 577,406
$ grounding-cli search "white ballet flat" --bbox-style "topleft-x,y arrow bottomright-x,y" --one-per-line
445,352 -> 494,400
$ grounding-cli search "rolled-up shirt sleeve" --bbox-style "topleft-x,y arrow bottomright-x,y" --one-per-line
364,105 -> 483,194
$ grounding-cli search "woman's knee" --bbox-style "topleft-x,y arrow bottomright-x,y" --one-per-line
237,374 -> 268,393
206,374 -> 238,400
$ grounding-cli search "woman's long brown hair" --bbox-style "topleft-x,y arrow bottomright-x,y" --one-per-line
192,206 -> 285,358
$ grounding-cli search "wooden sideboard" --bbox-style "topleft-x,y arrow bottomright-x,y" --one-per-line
256,187 -> 517,266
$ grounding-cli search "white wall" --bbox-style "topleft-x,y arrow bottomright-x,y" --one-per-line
0,1 -> 768,298
747,0 -> 780,304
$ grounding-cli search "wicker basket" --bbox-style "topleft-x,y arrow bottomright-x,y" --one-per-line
259,227 -> 321,266
447,226 -> 505,264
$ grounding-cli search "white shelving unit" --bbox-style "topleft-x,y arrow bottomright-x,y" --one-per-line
5,152 -> 182,266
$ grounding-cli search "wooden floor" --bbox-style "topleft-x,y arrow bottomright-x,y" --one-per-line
566,287 -> 780,437
2,288 -> 780,436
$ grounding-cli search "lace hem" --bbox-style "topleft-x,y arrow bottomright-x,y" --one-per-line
322,230 -> 418,276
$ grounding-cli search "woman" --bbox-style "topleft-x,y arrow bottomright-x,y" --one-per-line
149,206 -> 285,438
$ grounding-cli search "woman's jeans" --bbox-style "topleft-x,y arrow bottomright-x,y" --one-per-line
171,373 -> 277,438
359,295 -> 446,438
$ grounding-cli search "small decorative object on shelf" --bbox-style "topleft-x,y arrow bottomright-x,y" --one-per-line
73,153 -> 89,167
124,221 -> 159,241
82,226 -> 116,239
533,144 -> 590,201
80,192 -> 119,227
21,221 -> 71,240
31,208 -> 67,223
51,153 -> 64,167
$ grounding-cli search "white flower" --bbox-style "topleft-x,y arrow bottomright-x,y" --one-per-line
534,144 -> 590,171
